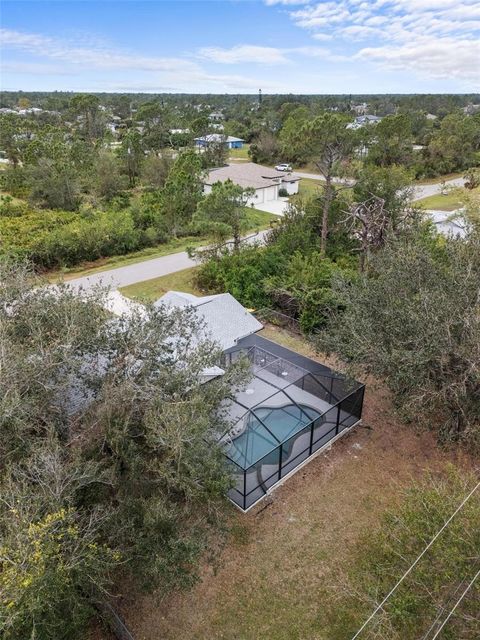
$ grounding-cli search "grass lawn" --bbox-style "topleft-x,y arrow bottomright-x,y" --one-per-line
228,143 -> 250,161
416,190 -> 466,211
293,178 -> 349,200
297,177 -> 324,198
119,267 -> 201,303
47,208 -> 274,282
119,325 -> 470,640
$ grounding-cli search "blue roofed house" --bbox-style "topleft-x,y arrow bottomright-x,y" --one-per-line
194,134 -> 244,149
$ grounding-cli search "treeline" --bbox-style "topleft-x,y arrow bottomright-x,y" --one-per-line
252,108 -> 480,178
2,89 -> 479,115
1,93 -> 479,271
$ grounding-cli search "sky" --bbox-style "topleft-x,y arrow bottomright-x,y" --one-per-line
1,0 -> 479,94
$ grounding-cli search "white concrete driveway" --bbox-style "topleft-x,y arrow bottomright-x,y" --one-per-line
253,198 -> 290,216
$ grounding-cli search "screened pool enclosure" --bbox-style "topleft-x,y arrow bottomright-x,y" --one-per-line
218,336 -> 365,511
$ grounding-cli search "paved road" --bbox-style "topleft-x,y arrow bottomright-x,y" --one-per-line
411,177 -> 465,201
293,171 -> 465,201
67,229 -> 270,291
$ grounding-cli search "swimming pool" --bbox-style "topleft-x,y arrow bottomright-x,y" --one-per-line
225,403 -> 320,469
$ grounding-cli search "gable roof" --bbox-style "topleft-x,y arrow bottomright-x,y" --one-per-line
205,162 -> 300,190
153,291 -> 263,350
194,134 -> 244,143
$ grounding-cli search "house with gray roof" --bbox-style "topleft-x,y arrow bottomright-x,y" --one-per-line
204,162 -> 300,205
347,114 -> 382,129
154,291 -> 263,351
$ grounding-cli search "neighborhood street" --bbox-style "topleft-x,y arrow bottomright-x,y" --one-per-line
67,229 -> 270,291
66,176 -> 466,294
293,171 -> 465,201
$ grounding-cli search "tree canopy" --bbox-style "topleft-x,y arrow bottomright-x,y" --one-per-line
0,258 -> 247,639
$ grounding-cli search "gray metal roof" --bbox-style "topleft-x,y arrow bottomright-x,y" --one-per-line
154,291 -> 263,350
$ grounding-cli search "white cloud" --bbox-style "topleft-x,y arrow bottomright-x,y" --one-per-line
1,61 -> 73,75
198,43 -> 348,65
292,46 -> 349,61
312,32 -> 334,40
274,0 -> 480,86
0,28 -> 199,74
198,45 -> 289,64
356,36 -> 480,83
0,28 -> 281,92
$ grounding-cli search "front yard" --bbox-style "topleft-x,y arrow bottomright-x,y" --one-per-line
416,190 -> 466,211
119,266 -> 201,302
228,143 -> 251,161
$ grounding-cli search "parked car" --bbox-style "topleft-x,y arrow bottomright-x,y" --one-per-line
275,163 -> 292,172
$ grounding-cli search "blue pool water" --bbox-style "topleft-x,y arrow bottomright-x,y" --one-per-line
225,404 -> 320,469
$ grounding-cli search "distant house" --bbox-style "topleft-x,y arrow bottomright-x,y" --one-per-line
426,113 -> 437,120
194,134 -> 244,149
352,102 -> 368,115
347,115 -> 382,130
208,111 -> 224,121
154,291 -> 262,351
463,104 -> 480,115
204,162 -> 300,205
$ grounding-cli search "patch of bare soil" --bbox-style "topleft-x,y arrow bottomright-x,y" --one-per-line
116,329 -> 472,640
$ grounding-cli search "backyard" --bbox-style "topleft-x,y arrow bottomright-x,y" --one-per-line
113,325 -> 471,640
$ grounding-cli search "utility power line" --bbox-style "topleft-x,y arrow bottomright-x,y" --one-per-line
350,479 -> 480,640
429,567 -> 480,640
421,574 -> 470,639
421,561 -> 480,640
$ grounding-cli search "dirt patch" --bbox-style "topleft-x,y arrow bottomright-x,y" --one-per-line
117,328 -> 471,640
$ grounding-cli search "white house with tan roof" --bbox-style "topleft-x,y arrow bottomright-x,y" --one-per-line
204,162 -> 300,206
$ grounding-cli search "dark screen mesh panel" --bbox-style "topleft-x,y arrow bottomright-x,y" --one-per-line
291,373 -> 331,404
312,407 -> 338,444
280,424 -> 312,477
311,427 -> 338,453
251,346 -> 278,370
339,388 -> 364,426
245,486 -> 268,510
227,487 -> 245,509
225,459 -> 245,494
244,447 -> 280,495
